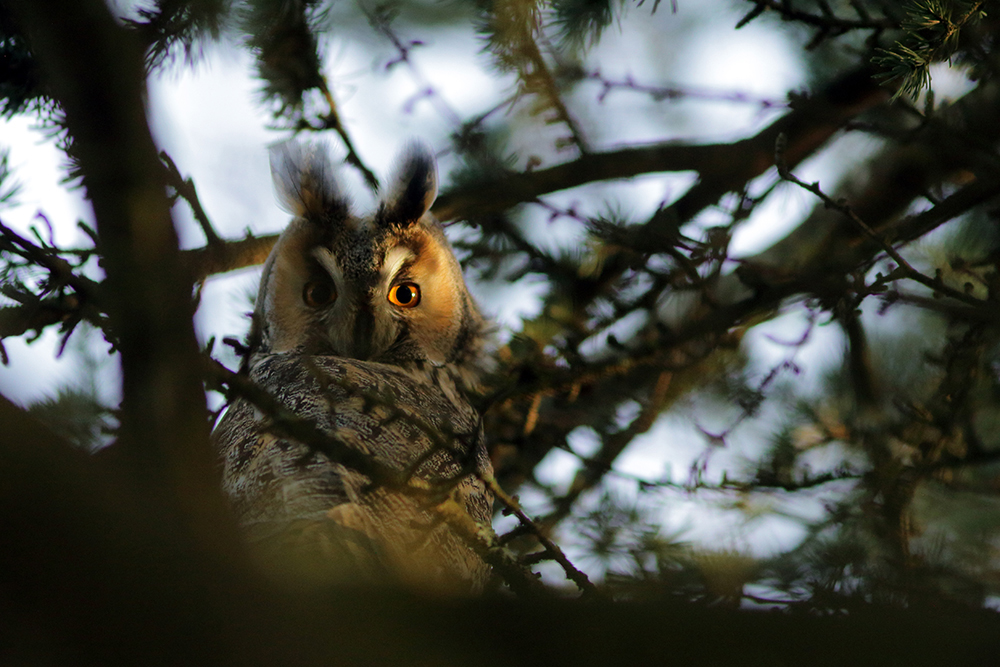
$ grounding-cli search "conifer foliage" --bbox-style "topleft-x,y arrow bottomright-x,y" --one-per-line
2,0 -> 1000,662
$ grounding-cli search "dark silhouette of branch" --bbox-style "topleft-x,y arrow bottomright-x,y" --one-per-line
6,0 -> 234,549
2,392 -> 998,664
738,0 -> 894,32
159,66 -> 890,289
311,78 -> 381,192
161,150 -> 222,247
205,355 -> 549,597
775,137 -> 995,309
581,70 -> 788,108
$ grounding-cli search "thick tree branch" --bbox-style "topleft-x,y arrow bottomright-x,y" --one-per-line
183,233 -> 279,282
6,0 -> 233,549
740,77 -> 1000,285
169,67 -> 892,284
436,66 -> 890,229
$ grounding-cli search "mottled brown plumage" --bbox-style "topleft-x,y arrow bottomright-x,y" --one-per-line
213,141 -> 493,592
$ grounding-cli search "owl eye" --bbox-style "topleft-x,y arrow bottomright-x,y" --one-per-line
302,280 -> 336,308
388,282 -> 421,308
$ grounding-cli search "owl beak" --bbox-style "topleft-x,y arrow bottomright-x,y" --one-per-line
349,307 -> 374,360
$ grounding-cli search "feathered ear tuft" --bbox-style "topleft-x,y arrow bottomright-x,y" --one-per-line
269,141 -> 346,220
380,141 -> 438,226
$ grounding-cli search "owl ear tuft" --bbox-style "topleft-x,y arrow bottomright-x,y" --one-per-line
380,141 -> 438,226
270,141 -> 347,220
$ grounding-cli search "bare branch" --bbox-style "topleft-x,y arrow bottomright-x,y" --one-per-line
775,138 -> 994,310
311,78 -> 381,192
437,66 -> 889,228
483,472 -> 603,599
182,233 -> 278,282
161,151 -> 222,247
738,0 -> 893,32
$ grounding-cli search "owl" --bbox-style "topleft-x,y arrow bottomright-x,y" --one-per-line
213,141 -> 494,593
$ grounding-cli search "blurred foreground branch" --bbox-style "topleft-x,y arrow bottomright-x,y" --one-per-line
2,391 -> 998,664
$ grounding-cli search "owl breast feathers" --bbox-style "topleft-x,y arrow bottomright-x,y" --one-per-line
213,141 -> 494,593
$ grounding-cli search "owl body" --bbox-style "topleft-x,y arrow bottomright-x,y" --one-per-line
213,142 -> 493,592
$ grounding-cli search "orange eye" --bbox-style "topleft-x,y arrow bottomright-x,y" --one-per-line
388,282 -> 421,308
302,280 -> 336,308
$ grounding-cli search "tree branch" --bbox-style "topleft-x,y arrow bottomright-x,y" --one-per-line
7,0 -> 232,548
167,67 -> 893,284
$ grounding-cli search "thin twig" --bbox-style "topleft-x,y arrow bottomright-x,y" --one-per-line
207,355 -> 557,595
538,370 -> 673,531
481,472 -> 604,599
582,70 -> 787,109
0,221 -> 101,299
739,0 -> 893,31
774,134 -> 993,310
363,6 -> 463,128
315,77 -> 380,192
432,492 -> 549,598
205,356 -> 405,487
160,151 -> 222,247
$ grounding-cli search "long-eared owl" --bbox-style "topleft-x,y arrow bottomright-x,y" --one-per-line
213,141 -> 493,592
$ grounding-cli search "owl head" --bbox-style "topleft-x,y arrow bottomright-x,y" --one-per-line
249,141 -> 486,378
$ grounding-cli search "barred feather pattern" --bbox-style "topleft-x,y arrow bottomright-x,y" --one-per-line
214,140 -> 494,593
214,354 -> 493,592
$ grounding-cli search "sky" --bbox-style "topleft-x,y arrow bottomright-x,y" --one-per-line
0,0 -> 874,570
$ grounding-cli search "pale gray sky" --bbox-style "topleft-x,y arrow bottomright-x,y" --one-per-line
1,0 -> 878,570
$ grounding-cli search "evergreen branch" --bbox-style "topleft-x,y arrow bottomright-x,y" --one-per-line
114,65 -> 891,291
161,151 -> 222,247
873,0 -> 986,99
243,0 -> 325,115
738,0 -> 894,31
308,78 -> 381,192
0,220 -> 108,349
481,472 -> 604,598
581,70 -> 788,108
480,0 -> 589,152
545,440 -> 861,493
6,386 -> 994,667
538,371 -> 673,531
171,77 -> 878,282
0,220 -> 101,301
172,67 -> 1000,289
489,166 -> 1000,509
125,0 -> 227,67
550,0 -> 621,48
0,147 -> 22,205
530,53 -> 590,153
0,13 -> 50,117
736,77 -> 1000,291
774,136 -> 994,311
6,0 -> 222,518
437,66 -> 888,229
